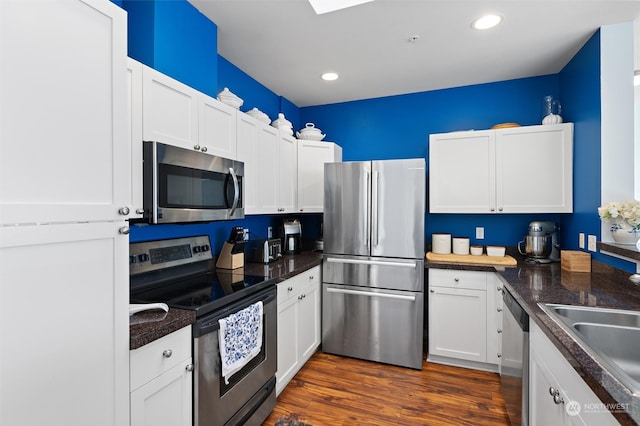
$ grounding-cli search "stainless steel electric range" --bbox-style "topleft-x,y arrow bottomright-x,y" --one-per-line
130,235 -> 277,426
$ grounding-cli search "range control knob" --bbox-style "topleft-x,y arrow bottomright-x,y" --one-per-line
129,255 -> 138,264
193,246 -> 202,254
202,244 -> 210,252
138,253 -> 150,262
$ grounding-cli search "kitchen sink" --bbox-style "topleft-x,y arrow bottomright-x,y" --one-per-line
539,303 -> 640,395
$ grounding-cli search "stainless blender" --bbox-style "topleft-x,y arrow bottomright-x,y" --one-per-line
518,221 -> 560,263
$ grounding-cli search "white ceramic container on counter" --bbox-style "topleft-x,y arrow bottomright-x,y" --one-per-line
432,233 -> 451,254
452,237 -> 470,255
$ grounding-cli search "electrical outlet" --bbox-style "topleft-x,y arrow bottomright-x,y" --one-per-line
579,233 -> 585,249
475,227 -> 484,240
587,234 -> 597,252
267,226 -> 273,239
243,228 -> 250,241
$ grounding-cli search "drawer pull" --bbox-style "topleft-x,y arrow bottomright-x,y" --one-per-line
288,286 -> 293,292
162,349 -> 173,358
186,364 -> 194,372
454,278 -> 459,282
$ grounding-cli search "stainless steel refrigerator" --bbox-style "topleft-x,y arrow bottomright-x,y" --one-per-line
322,159 -> 425,369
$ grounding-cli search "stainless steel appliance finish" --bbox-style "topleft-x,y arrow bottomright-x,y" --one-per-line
245,238 -> 283,263
517,221 -> 560,263
322,159 -> 426,369
283,219 -> 302,254
142,141 -> 244,224
129,236 -> 277,426
501,287 -> 530,426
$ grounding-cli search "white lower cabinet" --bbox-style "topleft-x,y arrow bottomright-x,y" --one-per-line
428,269 -> 502,370
529,321 -> 618,426
276,265 -> 321,395
130,326 -> 193,426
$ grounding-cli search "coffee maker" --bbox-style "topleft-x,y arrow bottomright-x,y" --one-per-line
518,221 -> 560,263
283,219 -> 302,254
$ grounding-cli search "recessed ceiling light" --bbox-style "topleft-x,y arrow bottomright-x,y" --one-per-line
322,72 -> 339,81
472,14 -> 503,30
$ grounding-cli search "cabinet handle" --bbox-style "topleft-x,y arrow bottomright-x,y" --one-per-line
185,364 -> 193,372
162,349 -> 173,358
498,207 -> 503,212
497,287 -> 502,292
288,286 -> 293,292
490,208 -> 495,212
497,307 -> 503,312
430,289 -> 435,293
194,145 -> 201,150
119,226 -> 130,235
454,278 -> 459,282
549,387 -> 564,405
135,208 -> 145,215
497,329 -> 502,333
497,353 -> 502,358
118,206 -> 130,216
309,275 -> 314,280
201,146 -> 207,152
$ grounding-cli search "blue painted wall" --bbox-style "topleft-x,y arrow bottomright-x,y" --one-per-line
114,0 -> 635,272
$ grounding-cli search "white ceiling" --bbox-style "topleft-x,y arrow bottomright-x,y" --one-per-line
188,0 -> 640,107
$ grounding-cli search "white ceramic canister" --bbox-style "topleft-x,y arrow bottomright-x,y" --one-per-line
432,233 -> 452,254
452,237 -> 470,255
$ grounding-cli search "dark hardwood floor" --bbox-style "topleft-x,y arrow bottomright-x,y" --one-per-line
263,351 -> 510,425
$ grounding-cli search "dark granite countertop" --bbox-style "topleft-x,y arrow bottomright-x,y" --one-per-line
129,251 -> 323,350
426,249 -> 640,425
129,308 -> 195,350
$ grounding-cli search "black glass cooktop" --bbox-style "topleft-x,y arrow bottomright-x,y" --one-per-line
130,269 -> 274,317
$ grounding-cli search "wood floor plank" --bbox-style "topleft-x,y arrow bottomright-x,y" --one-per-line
263,352 -> 510,425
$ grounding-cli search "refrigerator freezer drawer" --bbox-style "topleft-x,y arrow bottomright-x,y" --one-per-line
322,254 -> 424,292
321,283 -> 424,369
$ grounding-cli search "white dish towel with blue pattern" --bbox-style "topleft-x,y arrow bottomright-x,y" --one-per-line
218,301 -> 263,384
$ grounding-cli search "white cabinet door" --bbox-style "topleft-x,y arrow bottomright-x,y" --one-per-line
530,346 -> 568,426
130,327 -> 193,426
277,133 -> 298,213
237,113 -> 279,215
276,286 -> 300,395
199,94 -> 237,159
429,130 -> 495,213
297,141 -> 342,213
0,222 -> 129,426
496,123 -> 573,213
486,274 -> 504,365
142,66 -> 199,151
0,0 -> 129,225
276,265 -> 321,395
128,58 -> 144,219
429,123 -> 573,214
297,270 -> 321,363
428,286 -> 487,362
131,360 -> 193,426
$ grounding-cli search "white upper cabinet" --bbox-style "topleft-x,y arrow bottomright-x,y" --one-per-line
0,0 -> 129,225
297,141 -> 342,213
429,123 -> 573,214
127,58 -> 144,219
141,66 -> 237,159
236,113 -> 278,214
199,94 -> 237,159
142,66 -> 199,150
277,132 -> 298,213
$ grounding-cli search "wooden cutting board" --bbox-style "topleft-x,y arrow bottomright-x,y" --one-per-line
425,251 -> 517,267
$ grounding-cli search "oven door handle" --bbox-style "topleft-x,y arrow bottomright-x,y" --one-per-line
228,167 -> 240,216
194,287 -> 276,337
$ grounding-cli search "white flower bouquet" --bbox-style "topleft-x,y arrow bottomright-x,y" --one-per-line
597,200 -> 640,227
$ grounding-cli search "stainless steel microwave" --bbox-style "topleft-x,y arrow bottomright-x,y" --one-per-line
142,141 -> 244,224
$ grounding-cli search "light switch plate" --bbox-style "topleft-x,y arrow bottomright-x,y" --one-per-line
476,227 -> 484,239
587,235 -> 597,252
579,233 -> 585,249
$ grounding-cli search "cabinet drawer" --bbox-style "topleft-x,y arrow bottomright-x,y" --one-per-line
429,269 -> 487,291
277,266 -> 320,305
130,326 -> 191,391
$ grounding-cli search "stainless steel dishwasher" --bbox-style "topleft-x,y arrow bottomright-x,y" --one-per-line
500,287 -> 529,426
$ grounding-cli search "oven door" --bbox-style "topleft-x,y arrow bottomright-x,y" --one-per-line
143,141 -> 244,223
193,286 -> 277,426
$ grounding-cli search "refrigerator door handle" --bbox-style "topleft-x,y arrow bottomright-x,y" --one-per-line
372,170 -> 379,247
326,257 -> 417,269
327,287 -> 416,301
364,170 -> 370,249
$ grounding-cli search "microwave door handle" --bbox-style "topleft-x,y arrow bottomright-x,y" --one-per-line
228,167 -> 240,216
